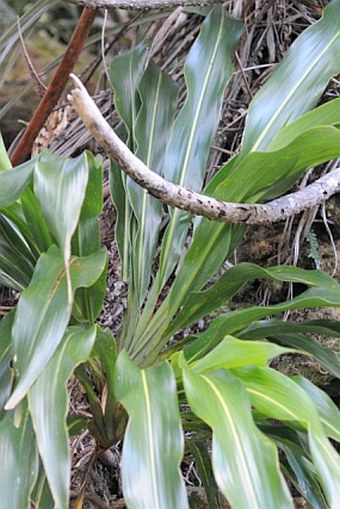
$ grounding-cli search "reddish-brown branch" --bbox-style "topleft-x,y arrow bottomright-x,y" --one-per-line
11,7 -> 97,166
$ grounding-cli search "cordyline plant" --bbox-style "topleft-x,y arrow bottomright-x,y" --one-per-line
1,3 -> 340,509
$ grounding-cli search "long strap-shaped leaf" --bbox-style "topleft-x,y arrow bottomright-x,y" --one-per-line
156,6 -> 242,287
167,261 -> 340,336
109,43 -> 148,279
128,61 -> 178,306
183,287 -> 340,377
115,352 -> 189,509
28,326 -> 97,509
5,245 -> 106,409
182,359 -> 294,509
235,366 -> 340,509
0,403 -> 39,509
0,312 -> 14,420
34,150 -> 90,302
168,2 -> 340,320
241,0 -> 340,153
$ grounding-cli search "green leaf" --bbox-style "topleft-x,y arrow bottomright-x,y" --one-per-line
28,326 -> 96,509
188,440 -> 223,509
128,61 -> 178,305
110,159 -> 129,274
34,150 -> 89,300
79,152 -> 103,221
0,403 -> 39,509
184,282 -> 340,369
263,426 -> 328,509
5,245 -> 106,409
238,323 -> 340,378
72,157 -> 106,324
115,351 -> 189,509
0,312 -> 14,420
182,360 -> 294,509
157,6 -> 242,286
109,42 -> 148,279
31,469 -> 55,509
168,262 -> 339,336
292,375 -> 340,441
0,133 -> 12,171
0,160 -> 34,207
268,97 -> 340,151
21,186 -> 54,254
109,42 -> 148,141
241,0 -> 340,153
234,366 -> 340,507
0,213 -> 35,291
167,1 -> 340,319
190,335 -> 291,373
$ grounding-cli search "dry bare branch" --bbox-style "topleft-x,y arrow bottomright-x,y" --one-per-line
67,0 -> 219,9
68,74 -> 340,225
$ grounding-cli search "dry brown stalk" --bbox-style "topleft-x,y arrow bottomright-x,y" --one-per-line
11,7 -> 97,167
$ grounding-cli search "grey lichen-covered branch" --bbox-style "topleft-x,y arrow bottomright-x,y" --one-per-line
68,74 -> 340,225
67,0 -> 219,9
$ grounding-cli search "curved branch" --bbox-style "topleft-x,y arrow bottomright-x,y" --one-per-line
67,0 -> 219,9
67,74 -> 340,225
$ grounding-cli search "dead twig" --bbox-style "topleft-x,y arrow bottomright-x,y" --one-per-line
68,74 -> 340,226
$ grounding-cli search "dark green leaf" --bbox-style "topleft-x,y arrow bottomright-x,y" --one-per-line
0,214 -> 35,291
189,440 -> 223,509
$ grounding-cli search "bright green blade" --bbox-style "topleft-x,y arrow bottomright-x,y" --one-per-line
268,97 -> 340,151
237,322 -> 340,378
5,245 -> 106,409
182,360 -> 293,509
292,375 -> 340,442
115,351 -> 189,509
0,403 -> 39,509
190,335 -> 291,373
0,133 -> 12,170
28,326 -> 96,509
21,187 -> 54,254
234,366 -> 340,508
241,0 -> 340,153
